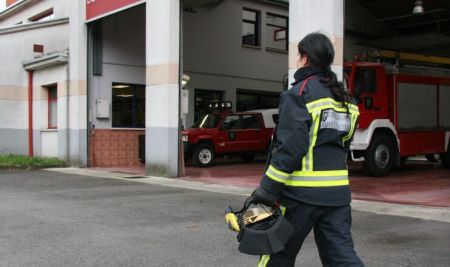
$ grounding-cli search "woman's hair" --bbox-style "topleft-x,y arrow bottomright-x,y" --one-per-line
298,32 -> 351,105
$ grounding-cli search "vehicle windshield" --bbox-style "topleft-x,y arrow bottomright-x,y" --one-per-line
191,114 -> 222,128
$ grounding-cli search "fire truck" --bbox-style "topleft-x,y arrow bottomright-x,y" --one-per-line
345,52 -> 450,176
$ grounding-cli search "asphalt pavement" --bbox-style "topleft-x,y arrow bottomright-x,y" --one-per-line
0,169 -> 449,267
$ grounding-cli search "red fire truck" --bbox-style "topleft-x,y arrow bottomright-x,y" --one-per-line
345,58 -> 450,176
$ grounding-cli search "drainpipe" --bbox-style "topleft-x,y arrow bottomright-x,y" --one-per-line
27,70 -> 34,157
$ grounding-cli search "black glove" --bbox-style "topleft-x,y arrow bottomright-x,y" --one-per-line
250,187 -> 278,206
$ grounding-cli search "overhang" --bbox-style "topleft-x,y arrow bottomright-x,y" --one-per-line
23,50 -> 68,71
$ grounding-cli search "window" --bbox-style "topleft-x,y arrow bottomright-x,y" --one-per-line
353,69 -> 377,96
194,89 -> 223,123
48,85 -> 57,129
266,13 -> 288,51
237,90 -> 280,111
242,8 -> 260,47
223,115 -> 242,130
112,83 -> 145,128
242,115 -> 260,129
29,8 -> 54,22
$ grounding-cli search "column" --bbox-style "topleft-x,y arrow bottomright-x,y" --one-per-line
64,0 -> 88,166
145,0 -> 181,177
289,0 -> 344,84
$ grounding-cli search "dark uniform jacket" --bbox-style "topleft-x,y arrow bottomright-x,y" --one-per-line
260,67 -> 359,207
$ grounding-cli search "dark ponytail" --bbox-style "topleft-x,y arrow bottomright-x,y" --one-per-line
298,33 -> 351,107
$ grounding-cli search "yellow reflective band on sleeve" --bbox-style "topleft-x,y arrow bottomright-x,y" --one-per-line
269,165 -> 289,177
265,165 -> 290,183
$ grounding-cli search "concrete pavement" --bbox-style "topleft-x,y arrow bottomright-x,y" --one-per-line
0,168 -> 449,267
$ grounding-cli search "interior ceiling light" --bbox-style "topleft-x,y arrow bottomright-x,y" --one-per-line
413,0 -> 424,14
112,84 -> 130,89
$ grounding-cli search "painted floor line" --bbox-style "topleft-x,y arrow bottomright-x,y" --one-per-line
46,167 -> 450,224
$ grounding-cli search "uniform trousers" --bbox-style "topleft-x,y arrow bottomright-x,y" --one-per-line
258,202 -> 364,267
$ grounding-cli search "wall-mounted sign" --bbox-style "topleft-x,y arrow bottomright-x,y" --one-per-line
86,0 -> 143,22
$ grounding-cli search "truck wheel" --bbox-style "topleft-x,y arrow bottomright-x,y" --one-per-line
193,144 -> 215,167
441,150 -> 450,169
240,153 -> 256,163
363,135 -> 394,177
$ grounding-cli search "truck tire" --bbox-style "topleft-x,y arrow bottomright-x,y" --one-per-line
441,150 -> 450,169
363,134 -> 394,177
240,153 -> 256,162
193,144 -> 215,167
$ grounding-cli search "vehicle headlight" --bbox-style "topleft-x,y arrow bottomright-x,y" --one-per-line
182,135 -> 188,142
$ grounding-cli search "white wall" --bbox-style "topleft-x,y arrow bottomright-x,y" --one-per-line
0,0 -> 69,27
0,23 -> 69,156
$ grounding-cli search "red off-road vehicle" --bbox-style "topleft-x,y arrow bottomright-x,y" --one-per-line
183,106 -> 278,167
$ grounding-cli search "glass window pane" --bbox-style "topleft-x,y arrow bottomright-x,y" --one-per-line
266,14 -> 287,50
112,86 -> 133,127
242,22 -> 256,46
242,115 -> 259,129
49,87 -> 57,99
49,101 -> 57,128
223,115 -> 242,130
364,69 -> 377,93
266,14 -> 286,27
243,10 -> 256,21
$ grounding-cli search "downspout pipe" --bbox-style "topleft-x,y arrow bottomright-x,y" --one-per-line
27,70 -> 34,157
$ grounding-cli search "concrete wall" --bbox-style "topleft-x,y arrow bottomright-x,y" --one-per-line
0,17 -> 69,156
0,0 -> 69,27
183,0 -> 288,127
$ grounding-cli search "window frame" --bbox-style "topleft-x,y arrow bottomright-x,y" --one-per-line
47,85 -> 57,129
265,12 -> 288,51
111,82 -> 146,129
242,8 -> 261,47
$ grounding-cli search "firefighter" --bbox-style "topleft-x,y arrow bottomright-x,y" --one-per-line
250,32 -> 364,267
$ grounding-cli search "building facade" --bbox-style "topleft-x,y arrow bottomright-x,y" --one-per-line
0,0 -> 345,177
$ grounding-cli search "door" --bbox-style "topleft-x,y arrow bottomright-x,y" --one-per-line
352,67 -> 388,128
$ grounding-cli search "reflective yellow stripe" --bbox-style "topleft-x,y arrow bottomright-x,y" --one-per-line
265,165 -> 290,183
308,111 -> 320,171
285,179 -> 349,187
257,255 -> 270,267
343,113 -> 358,143
292,170 -> 348,176
306,98 -> 359,114
269,165 -> 289,177
288,170 -> 349,187
266,172 -> 286,183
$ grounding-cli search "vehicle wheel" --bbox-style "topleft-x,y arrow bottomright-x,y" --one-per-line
425,154 -> 440,163
363,135 -> 394,177
441,150 -> 450,169
193,144 -> 215,167
240,153 -> 256,163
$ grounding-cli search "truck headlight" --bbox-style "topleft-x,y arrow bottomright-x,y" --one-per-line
182,135 -> 188,142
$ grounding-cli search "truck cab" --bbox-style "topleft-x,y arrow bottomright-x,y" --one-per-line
182,102 -> 278,167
